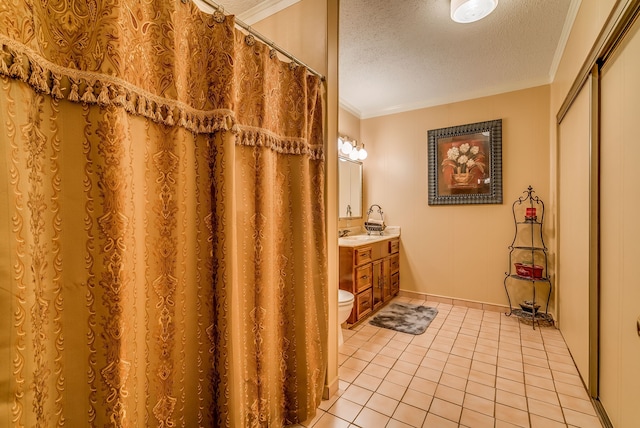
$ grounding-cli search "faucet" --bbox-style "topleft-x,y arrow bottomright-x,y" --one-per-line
338,229 -> 350,238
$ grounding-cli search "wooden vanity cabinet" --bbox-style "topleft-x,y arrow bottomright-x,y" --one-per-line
339,237 -> 400,325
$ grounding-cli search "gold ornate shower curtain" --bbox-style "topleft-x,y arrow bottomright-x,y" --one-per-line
0,1 -> 327,427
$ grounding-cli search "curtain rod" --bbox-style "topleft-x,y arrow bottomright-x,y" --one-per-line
195,0 -> 326,81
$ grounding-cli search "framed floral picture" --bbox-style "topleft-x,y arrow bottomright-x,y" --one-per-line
428,119 -> 502,205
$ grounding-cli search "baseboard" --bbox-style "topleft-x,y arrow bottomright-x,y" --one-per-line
323,375 -> 339,400
398,289 -> 509,313
592,398 -> 614,428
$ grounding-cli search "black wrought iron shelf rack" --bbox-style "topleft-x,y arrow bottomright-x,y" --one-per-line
503,186 -> 553,329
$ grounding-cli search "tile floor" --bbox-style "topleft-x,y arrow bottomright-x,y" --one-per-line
305,296 -> 603,428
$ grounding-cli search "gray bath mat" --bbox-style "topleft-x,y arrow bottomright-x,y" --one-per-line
369,303 -> 438,335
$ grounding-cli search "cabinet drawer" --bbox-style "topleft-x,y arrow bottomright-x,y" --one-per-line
356,289 -> 373,319
390,254 -> 400,273
389,239 -> 400,254
391,272 -> 399,295
355,264 -> 372,293
355,246 -> 373,266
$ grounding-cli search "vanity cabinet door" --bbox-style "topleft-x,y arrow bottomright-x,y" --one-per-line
351,289 -> 373,323
372,260 -> 384,310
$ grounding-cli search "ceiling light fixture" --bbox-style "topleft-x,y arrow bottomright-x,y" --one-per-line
451,0 -> 498,23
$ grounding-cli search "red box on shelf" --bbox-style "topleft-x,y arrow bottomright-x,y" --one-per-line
514,263 -> 543,278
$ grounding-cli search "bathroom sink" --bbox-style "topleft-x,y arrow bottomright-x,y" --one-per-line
338,231 -> 400,247
341,235 -> 376,241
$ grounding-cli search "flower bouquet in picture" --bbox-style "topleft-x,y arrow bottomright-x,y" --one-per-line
441,141 -> 486,188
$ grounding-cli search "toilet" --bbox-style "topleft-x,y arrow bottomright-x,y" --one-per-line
337,289 -> 355,346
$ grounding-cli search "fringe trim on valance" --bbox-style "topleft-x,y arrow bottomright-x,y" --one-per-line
0,35 -> 324,160
236,126 -> 324,161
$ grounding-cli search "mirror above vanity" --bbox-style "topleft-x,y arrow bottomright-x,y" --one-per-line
338,158 -> 362,219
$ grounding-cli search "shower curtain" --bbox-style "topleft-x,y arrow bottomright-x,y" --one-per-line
0,1 -> 327,427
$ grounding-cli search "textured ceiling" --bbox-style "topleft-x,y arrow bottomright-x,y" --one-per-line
207,0 -> 578,119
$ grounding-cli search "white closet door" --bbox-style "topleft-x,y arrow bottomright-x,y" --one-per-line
558,84 -> 591,385
599,19 -> 640,427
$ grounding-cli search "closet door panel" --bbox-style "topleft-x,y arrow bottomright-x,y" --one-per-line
558,85 -> 591,384
599,19 -> 640,427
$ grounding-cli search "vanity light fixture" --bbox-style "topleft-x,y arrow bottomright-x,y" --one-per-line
338,135 -> 368,160
451,0 -> 498,23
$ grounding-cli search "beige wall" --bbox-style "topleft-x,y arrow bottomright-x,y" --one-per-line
252,0 -> 341,400
360,86 -> 551,309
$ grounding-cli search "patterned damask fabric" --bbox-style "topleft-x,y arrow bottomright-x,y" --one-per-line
0,0 -> 326,427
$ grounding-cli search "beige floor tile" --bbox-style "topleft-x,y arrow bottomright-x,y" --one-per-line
400,389 -> 433,412
341,357 -> 369,372
549,360 -> 579,375
378,346 -> 403,360
404,343 -> 428,356
327,397 -> 363,423
365,392 -> 399,417
443,362 -> 470,380
387,339 -> 410,352
447,354 -> 472,368
439,372 -> 467,391
465,380 -> 496,400
386,418 -> 413,428
393,360 -> 419,376
425,349 -> 449,362
463,392 -> 495,416
468,369 -> 496,387
495,403 -> 530,427
554,380 -> 590,400
497,366 -> 525,383
422,413 -> 458,428
495,388 -> 527,411
471,360 -> 497,376
429,398 -> 462,423
434,384 -> 465,406
552,371 -> 583,387
524,364 -> 553,380
338,344 -> 358,357
352,349 -> 377,363
474,351 -> 498,365
392,402 -> 427,427
557,393 -> 597,416
399,351 -> 423,366
530,414 -> 568,428
460,408 -> 496,428
475,343 -> 499,356
377,380 -> 407,401
525,373 -> 555,391
312,412 -> 351,428
385,369 -> 413,387
526,384 -> 560,405
352,373 -> 383,391
523,354 -> 549,369
360,342 -> 384,354
341,384 -> 374,406
353,407 -> 390,427
362,362 -> 391,379
420,356 -> 446,371
338,366 -> 360,383
496,419 -> 526,428
371,353 -> 397,368
414,366 -> 442,383
408,376 -> 438,396
498,356 -> 524,372
496,377 -> 525,396
563,408 -> 603,428
527,398 -> 564,423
